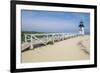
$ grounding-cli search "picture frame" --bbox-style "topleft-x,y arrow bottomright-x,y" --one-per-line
10,0 -> 97,72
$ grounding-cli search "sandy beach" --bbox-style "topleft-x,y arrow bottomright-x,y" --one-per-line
21,35 -> 90,63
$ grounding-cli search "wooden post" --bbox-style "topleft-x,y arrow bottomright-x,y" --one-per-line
62,33 -> 64,40
59,34 -> 61,41
24,34 -> 27,42
30,35 -> 34,49
30,43 -> 33,49
60,34 -> 62,41
60,34 -> 63,41
57,34 -> 59,41
52,34 -> 54,44
46,34 -> 48,44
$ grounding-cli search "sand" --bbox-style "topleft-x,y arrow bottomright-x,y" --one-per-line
21,35 -> 90,63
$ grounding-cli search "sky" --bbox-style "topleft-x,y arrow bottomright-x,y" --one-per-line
21,10 -> 90,33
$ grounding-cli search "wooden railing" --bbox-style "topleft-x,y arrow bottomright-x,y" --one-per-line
21,33 -> 81,51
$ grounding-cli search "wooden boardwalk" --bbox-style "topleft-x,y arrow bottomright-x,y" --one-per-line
21,33 -> 81,51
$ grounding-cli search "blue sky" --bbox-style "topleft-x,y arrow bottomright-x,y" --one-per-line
21,10 -> 90,33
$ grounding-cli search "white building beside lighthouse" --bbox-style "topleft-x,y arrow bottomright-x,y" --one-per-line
79,20 -> 85,35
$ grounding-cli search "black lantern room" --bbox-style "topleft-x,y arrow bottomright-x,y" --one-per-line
79,20 -> 84,28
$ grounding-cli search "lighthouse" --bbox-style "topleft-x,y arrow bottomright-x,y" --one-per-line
79,19 -> 85,35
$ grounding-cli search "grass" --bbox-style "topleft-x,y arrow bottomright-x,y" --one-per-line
21,31 -> 46,43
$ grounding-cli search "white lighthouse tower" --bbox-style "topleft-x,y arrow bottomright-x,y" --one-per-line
79,19 -> 85,35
